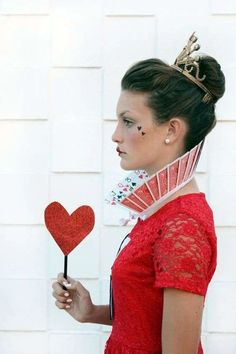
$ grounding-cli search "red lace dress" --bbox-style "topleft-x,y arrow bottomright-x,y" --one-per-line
104,193 -> 217,354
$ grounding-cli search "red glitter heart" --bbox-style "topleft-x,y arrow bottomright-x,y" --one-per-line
44,202 -> 95,255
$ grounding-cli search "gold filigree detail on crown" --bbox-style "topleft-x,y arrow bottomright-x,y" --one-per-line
171,32 -> 213,103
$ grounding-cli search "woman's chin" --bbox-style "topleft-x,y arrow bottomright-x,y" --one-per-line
120,160 -> 140,171
120,164 -> 132,171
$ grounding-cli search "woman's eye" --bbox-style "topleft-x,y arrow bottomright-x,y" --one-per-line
123,119 -> 133,127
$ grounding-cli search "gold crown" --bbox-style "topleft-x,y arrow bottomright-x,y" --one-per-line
171,32 -> 213,103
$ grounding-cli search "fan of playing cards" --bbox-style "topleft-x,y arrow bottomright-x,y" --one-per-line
106,141 -> 203,218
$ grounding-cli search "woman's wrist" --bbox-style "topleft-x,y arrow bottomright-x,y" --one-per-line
83,305 -> 112,325
80,303 -> 97,323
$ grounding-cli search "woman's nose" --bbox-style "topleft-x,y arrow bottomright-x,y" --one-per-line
112,123 -> 122,143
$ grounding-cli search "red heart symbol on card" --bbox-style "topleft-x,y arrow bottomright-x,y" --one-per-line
44,202 -> 95,256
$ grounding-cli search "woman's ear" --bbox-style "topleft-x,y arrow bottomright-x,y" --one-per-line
166,118 -> 188,143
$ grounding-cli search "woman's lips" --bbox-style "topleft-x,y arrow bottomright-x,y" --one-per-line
116,147 -> 126,154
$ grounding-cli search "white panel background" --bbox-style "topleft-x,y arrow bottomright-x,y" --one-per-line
0,1 -> 235,353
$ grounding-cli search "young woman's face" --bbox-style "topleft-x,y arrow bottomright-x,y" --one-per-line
112,90 -> 172,175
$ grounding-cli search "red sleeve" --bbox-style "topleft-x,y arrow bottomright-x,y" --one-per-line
153,213 -> 212,295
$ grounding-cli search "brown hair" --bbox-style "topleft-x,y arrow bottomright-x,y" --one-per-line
121,57 -> 225,151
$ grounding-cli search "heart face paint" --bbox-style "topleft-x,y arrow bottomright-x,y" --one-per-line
137,126 -> 146,136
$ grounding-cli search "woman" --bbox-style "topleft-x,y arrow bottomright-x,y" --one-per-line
52,33 -> 225,354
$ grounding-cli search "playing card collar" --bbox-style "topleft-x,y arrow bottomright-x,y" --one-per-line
106,140 -> 203,225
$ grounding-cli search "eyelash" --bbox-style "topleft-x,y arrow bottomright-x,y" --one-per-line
123,118 -> 133,127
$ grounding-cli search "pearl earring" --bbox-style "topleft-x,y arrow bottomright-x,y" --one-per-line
165,138 -> 170,144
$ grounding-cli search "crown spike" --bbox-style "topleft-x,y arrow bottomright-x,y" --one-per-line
171,32 -> 213,103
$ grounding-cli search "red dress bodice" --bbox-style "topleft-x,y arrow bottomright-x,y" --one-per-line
105,193 -> 217,354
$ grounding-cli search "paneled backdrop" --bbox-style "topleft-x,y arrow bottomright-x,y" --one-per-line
0,1 -> 235,353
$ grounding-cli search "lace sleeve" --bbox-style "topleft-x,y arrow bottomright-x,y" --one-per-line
153,213 -> 213,295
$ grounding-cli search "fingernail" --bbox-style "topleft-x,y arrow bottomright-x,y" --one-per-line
63,282 -> 72,288
66,299 -> 72,303
65,305 -> 70,309
64,292 -> 69,297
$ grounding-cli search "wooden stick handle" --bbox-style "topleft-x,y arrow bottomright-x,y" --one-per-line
62,255 -> 68,290
64,255 -> 68,280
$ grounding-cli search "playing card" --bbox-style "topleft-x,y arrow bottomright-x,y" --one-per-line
189,142 -> 202,176
177,152 -> 189,185
133,183 -> 155,206
121,197 -> 145,212
127,193 -> 148,209
146,174 -> 160,200
168,160 -> 180,191
104,195 -> 117,206
110,170 -> 148,203
182,144 -> 198,182
158,167 -> 168,196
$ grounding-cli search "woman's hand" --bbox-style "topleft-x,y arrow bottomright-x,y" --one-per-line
52,273 -> 95,323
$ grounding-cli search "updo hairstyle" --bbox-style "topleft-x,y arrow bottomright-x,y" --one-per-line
121,57 -> 225,151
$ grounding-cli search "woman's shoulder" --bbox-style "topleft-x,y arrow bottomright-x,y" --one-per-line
170,192 -> 214,228
132,193 -> 216,244
142,192 -> 215,231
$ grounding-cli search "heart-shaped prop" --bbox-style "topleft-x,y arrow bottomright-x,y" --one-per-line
44,202 -> 95,256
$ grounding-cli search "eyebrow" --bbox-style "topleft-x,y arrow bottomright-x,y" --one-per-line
117,110 -> 131,118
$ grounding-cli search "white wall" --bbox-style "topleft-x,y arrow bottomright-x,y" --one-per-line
0,1 -> 235,353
